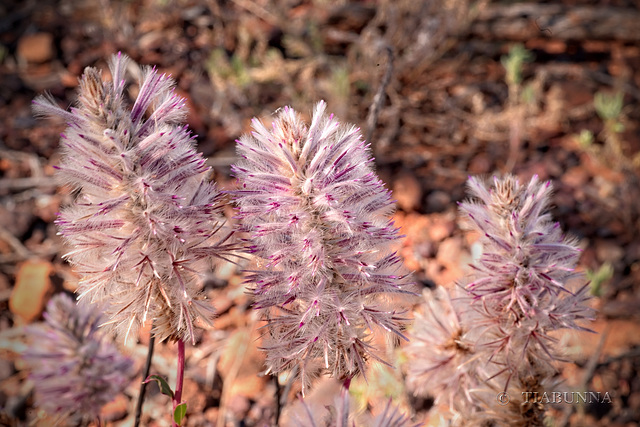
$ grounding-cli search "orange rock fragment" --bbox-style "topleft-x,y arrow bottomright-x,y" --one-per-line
100,394 -> 129,423
9,260 -> 53,324
17,33 -> 54,63
393,172 -> 423,212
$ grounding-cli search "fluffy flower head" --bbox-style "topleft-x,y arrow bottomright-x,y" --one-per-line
459,175 -> 594,372
24,294 -> 135,423
35,54 -> 234,343
408,175 -> 595,425
405,286 -> 480,413
233,102 -> 412,391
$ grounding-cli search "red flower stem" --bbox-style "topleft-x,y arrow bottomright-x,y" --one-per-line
172,339 -> 185,426
336,376 -> 352,427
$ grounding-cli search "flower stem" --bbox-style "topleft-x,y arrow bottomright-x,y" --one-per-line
336,377 -> 351,427
273,375 -> 282,426
172,339 -> 185,427
135,334 -> 155,427
342,377 -> 351,391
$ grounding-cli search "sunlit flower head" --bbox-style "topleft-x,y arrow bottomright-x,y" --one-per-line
233,101 -> 413,392
34,54 -> 235,344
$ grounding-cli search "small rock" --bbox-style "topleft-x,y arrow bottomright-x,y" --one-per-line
181,378 -> 207,412
393,172 -> 422,211
100,394 -> 128,422
414,240 -> 436,260
561,166 -> 589,189
204,407 -> 219,424
628,389 -> 640,413
595,240 -> 625,264
213,293 -> 233,315
468,152 -> 491,174
436,237 -> 463,271
60,70 -> 79,88
227,394 -> 251,419
427,213 -> 456,242
214,260 -> 236,281
425,190 -> 451,213
17,33 -> 54,63
9,260 -> 53,324
229,374 -> 268,400
401,246 -> 421,272
425,261 -> 444,286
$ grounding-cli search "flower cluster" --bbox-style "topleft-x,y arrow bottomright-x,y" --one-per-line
405,286 -> 481,416
34,54 -> 235,344
291,391 -> 415,427
232,101 -> 412,392
407,175 -> 594,424
24,294 -> 135,423
460,175 -> 593,374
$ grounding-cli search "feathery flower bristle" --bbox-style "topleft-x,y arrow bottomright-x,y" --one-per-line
405,286 -> 480,414
290,391 -> 416,427
233,101 -> 413,392
459,175 -> 594,374
35,54 -> 235,344
407,174 -> 594,424
24,294 -> 135,423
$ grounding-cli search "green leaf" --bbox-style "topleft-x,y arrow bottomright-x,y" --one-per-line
587,262 -> 614,297
577,129 -> 594,148
174,402 -> 187,425
501,43 -> 534,86
143,375 -> 174,399
594,91 -> 624,121
613,122 -> 625,133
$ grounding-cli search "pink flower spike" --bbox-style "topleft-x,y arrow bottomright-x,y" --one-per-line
35,54 -> 236,344
233,101 -> 413,391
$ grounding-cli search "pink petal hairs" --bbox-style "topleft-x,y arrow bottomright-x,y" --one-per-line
24,294 -> 135,424
407,175 -> 594,425
232,102 -> 413,393
32,52 -> 597,425
34,53 -> 235,344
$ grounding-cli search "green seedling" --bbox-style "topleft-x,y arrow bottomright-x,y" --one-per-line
577,129 -> 594,149
501,43 -> 534,87
594,91 -> 624,123
587,262 -> 614,297
330,65 -> 350,104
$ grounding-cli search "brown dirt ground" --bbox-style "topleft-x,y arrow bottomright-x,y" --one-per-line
1,0 -> 640,426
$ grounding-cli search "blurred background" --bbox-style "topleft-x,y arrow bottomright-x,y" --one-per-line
1,0 -> 639,425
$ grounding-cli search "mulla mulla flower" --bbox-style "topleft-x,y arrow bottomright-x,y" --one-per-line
24,293 -> 135,425
459,175 -> 594,376
33,53 -> 235,344
292,392 -> 416,427
232,101 -> 413,392
406,175 -> 594,425
405,286 -> 482,416
456,174 -> 595,424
